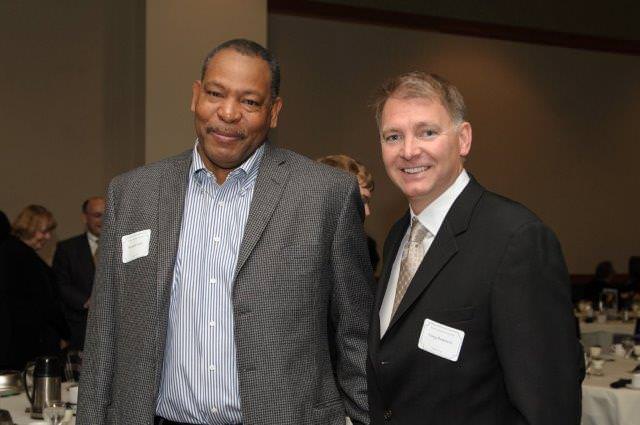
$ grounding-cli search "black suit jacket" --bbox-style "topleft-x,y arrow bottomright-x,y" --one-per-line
368,177 -> 583,425
52,233 -> 95,349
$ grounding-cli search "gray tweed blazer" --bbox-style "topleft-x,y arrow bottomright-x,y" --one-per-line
76,143 -> 373,425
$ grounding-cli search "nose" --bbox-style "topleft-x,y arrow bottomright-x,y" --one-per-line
217,98 -> 241,123
400,136 -> 419,160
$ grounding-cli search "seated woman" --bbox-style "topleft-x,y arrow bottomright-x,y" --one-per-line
0,205 -> 70,370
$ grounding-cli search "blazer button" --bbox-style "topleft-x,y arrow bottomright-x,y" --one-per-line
384,409 -> 392,421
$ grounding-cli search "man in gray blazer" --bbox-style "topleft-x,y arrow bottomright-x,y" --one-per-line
77,39 -> 373,425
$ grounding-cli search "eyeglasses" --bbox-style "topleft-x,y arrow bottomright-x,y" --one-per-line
381,123 -> 461,145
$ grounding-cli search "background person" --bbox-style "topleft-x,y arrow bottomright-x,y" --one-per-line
0,205 -> 70,370
317,154 -> 380,275
53,196 -> 105,350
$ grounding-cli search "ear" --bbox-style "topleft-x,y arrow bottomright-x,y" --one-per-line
269,97 -> 283,128
190,81 -> 201,112
457,121 -> 472,158
81,213 -> 88,226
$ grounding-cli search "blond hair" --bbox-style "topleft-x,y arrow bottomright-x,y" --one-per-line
373,71 -> 466,127
11,205 -> 57,240
317,154 -> 374,192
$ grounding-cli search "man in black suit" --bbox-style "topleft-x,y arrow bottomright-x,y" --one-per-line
53,196 -> 105,349
367,72 -> 583,424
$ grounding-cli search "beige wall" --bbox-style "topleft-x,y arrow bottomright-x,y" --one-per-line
145,0 -> 267,163
268,14 -> 640,273
0,1 -> 129,261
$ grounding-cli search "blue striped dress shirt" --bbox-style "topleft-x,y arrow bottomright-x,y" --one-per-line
156,141 -> 264,424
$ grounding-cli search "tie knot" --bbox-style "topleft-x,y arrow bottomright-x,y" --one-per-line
409,217 -> 429,244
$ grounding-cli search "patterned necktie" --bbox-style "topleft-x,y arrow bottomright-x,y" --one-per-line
93,240 -> 99,264
392,217 -> 430,317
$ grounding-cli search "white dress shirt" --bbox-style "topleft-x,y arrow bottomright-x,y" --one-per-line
379,169 -> 470,337
86,231 -> 99,256
156,141 -> 264,424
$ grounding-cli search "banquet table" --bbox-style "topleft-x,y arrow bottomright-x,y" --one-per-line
582,356 -> 640,425
0,382 -> 76,425
580,319 -> 636,348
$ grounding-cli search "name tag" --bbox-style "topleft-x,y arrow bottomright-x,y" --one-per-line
121,229 -> 151,263
418,318 -> 465,362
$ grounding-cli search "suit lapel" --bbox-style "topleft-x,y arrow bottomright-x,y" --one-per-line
384,176 -> 485,333
155,151 -> 191,368
386,222 -> 458,330
234,143 -> 290,278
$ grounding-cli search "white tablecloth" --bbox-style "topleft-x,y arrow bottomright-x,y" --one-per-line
580,320 -> 635,348
582,357 -> 640,425
0,382 -> 75,425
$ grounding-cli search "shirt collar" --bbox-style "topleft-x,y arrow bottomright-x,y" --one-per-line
411,169 -> 470,236
190,139 -> 265,187
86,231 -> 99,244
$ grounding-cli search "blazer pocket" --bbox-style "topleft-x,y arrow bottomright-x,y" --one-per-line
424,306 -> 475,324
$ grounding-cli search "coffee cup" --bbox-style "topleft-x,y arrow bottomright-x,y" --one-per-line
591,358 -> 605,374
589,346 -> 602,358
66,385 -> 78,404
632,373 -> 640,389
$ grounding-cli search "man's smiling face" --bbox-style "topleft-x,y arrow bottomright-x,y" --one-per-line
379,96 -> 471,213
191,48 -> 282,183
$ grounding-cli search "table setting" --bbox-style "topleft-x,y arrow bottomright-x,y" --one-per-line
0,356 -> 77,425
582,341 -> 640,425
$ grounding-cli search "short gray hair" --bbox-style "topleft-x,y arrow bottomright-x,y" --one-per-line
200,38 -> 281,100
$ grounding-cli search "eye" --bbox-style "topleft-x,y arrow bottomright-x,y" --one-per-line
420,128 -> 440,139
383,134 -> 402,144
243,99 -> 260,107
206,90 -> 223,98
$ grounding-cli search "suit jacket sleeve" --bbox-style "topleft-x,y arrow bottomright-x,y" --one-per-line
53,242 -> 87,310
330,181 -> 374,425
77,181 -> 118,425
491,221 -> 583,425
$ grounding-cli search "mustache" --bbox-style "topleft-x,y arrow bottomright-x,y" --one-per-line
206,125 -> 246,139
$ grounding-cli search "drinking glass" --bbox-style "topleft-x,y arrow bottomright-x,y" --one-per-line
42,400 -> 66,425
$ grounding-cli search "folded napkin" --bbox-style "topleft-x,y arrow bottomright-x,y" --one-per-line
610,378 -> 631,388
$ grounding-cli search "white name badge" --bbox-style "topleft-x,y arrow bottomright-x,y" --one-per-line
418,318 -> 465,362
121,229 -> 151,263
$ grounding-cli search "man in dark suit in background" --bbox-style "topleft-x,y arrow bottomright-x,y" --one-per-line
53,196 -> 105,350
367,72 -> 583,424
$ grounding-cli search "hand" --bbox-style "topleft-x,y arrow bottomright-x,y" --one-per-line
60,339 -> 70,350
83,297 -> 91,309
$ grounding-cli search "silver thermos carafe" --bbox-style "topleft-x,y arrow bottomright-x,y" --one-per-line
22,356 -> 62,419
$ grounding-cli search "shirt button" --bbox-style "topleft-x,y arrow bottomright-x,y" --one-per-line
208,364 -> 216,371
208,320 -> 216,327
211,406 -> 218,413
213,236 -> 220,243
218,201 -> 225,207
209,278 -> 217,284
